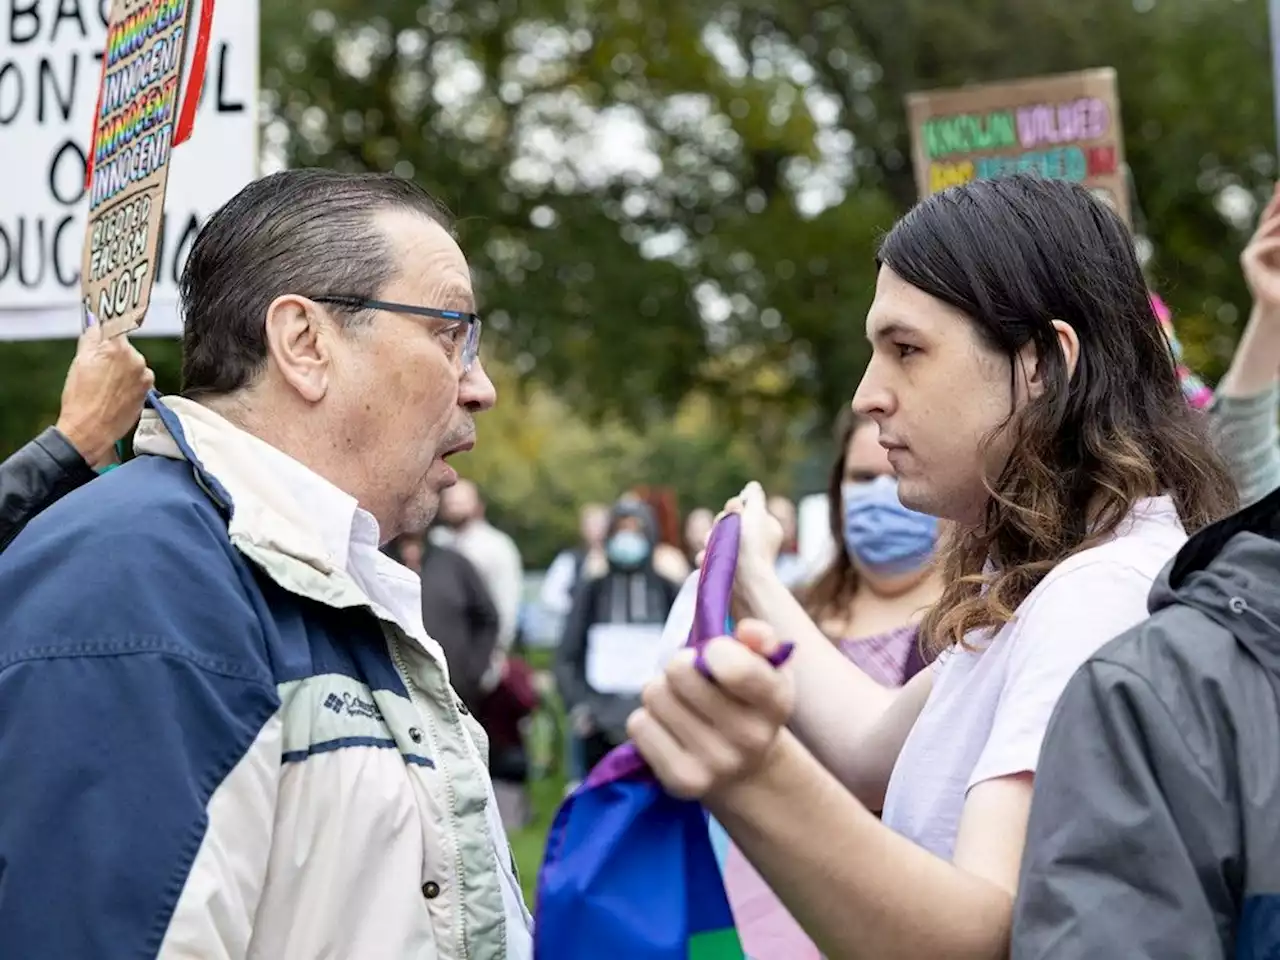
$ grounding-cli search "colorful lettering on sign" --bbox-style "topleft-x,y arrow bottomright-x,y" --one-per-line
89,124 -> 175,210
928,160 -> 975,192
975,147 -> 1088,182
1015,98 -> 1110,149
94,78 -> 180,168
100,31 -> 186,117
922,111 -> 1017,159
1086,145 -> 1118,177
104,0 -> 190,70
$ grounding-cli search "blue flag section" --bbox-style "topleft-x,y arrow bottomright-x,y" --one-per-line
533,514 -> 791,959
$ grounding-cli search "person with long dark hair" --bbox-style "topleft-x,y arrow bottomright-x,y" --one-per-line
626,175 -> 1236,959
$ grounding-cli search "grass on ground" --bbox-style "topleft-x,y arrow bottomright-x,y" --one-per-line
509,646 -> 568,903
510,772 -> 567,904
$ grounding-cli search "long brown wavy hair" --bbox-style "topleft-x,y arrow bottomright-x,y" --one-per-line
878,177 -> 1238,657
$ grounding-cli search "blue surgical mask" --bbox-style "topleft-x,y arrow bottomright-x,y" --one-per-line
606,530 -> 651,569
841,475 -> 938,574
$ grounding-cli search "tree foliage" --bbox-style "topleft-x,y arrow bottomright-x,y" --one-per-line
453,358 -> 804,564
2,0 -> 1276,558
261,0 -> 1275,420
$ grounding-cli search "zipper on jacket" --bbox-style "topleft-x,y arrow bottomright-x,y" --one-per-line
388,630 -> 470,960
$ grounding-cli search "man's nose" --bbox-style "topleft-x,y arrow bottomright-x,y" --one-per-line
460,358 -> 497,412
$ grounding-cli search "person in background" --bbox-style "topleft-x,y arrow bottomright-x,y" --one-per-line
630,485 -> 692,583
393,529 -> 500,714
555,499 -> 682,773
684,506 -> 715,567
0,320 -> 153,551
801,410 -> 943,680
626,176 -> 1235,960
539,502 -> 610,619
716,409 -> 944,959
1202,182 -> 1280,506
435,478 -> 525,681
538,502 -> 610,788
0,169 -> 531,957
767,494 -> 809,589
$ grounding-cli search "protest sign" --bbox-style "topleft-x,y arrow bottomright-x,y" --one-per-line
905,68 -> 1129,226
81,0 -> 198,338
0,0 -> 258,340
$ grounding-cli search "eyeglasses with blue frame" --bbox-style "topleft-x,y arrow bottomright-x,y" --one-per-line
311,295 -> 483,374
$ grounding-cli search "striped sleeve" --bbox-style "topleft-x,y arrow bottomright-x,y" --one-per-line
1207,385 -> 1280,507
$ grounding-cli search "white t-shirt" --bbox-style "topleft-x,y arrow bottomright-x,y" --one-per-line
881,496 -> 1187,860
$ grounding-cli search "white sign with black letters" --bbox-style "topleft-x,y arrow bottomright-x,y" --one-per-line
0,0 -> 258,339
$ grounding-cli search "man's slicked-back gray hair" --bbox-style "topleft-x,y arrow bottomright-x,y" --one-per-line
179,169 -> 455,397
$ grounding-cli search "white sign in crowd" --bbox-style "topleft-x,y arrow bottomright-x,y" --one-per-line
0,0 -> 259,340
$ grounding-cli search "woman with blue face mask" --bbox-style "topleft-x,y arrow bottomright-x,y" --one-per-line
810,411 -> 943,654
716,410 -> 943,960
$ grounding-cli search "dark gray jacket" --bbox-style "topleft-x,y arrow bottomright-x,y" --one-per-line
0,428 -> 97,553
417,540 -> 500,713
1013,485 -> 1280,958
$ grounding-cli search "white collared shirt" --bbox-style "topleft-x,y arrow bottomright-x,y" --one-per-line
216,427 -> 534,955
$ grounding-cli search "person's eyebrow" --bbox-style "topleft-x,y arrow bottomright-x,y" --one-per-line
436,286 -> 477,314
867,319 -> 921,344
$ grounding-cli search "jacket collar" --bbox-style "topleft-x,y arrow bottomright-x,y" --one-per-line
134,394 -> 377,607
1166,485 -> 1280,590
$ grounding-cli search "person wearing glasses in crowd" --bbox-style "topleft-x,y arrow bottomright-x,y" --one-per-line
0,170 -> 531,960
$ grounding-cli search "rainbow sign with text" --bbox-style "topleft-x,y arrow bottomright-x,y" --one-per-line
905,68 -> 1129,226
81,0 -> 197,337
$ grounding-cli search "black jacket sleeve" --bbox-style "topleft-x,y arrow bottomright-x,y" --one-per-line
455,554 -> 501,711
0,428 -> 97,553
1012,655 -> 1241,959
554,576 -> 597,713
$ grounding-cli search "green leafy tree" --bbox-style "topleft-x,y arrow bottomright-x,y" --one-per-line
259,0 -> 1275,423
4,0 -> 1275,531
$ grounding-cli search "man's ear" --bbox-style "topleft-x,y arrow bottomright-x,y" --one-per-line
1016,319 -> 1080,401
263,295 -> 332,403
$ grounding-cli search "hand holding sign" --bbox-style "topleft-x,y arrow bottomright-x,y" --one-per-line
56,319 -> 154,469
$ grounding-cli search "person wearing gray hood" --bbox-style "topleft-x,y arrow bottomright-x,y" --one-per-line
1012,481 -> 1280,958
554,497 -> 682,774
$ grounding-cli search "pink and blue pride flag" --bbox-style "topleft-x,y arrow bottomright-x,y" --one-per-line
534,514 -> 791,959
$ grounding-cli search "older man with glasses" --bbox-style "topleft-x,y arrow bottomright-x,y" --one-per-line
0,170 -> 530,960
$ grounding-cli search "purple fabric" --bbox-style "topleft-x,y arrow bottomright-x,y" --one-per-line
837,624 -> 927,687
584,513 -> 794,789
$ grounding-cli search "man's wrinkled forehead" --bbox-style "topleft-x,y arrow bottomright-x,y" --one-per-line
378,209 -> 475,310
